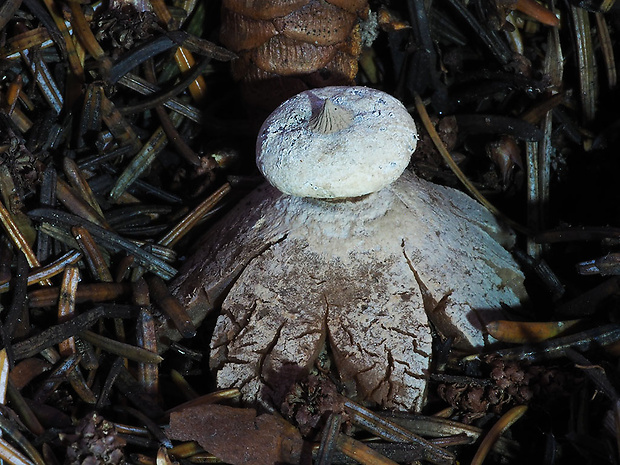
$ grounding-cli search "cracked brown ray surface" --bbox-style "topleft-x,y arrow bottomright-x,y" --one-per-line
168,171 -> 527,409
210,229 -> 431,409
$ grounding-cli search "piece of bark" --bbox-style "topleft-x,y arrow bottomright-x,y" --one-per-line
166,404 -> 304,465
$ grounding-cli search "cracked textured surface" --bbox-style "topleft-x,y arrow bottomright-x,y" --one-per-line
167,171 -> 527,410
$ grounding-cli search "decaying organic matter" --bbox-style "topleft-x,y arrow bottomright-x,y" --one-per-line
220,0 -> 369,109
168,85 -> 528,410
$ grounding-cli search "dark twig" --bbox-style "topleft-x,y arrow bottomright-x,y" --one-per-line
12,305 -> 139,360
28,209 -> 178,279
463,324 -> 620,362
5,250 -> 28,337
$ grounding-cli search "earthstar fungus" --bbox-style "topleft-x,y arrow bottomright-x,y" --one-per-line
256,86 -> 416,198
167,86 -> 528,410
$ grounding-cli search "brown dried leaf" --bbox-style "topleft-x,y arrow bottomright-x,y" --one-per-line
486,319 -> 581,343
10,358 -> 52,390
222,0 -> 309,20
220,8 -> 278,51
252,35 -> 337,75
325,0 -> 368,15
167,404 -> 304,465
273,1 -> 356,46
303,52 -> 358,86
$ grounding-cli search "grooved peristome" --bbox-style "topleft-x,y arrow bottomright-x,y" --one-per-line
308,99 -> 353,134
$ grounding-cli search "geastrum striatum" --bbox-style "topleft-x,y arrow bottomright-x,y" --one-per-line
167,86 -> 528,410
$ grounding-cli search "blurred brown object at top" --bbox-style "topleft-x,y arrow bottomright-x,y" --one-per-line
220,0 -> 369,111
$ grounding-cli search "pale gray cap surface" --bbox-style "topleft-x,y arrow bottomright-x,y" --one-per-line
256,86 -> 418,199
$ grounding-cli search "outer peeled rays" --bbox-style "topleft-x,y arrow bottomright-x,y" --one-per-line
169,172 -> 527,410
